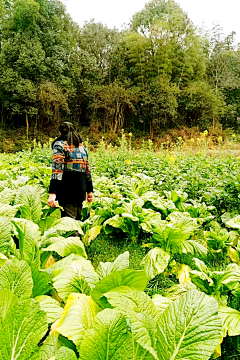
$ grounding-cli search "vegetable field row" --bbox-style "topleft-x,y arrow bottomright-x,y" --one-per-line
0,146 -> 240,359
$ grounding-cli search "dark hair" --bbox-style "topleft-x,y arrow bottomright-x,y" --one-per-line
54,122 -> 82,148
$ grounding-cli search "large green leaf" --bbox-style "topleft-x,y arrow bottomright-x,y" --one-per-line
181,239 -> 207,257
47,254 -> 87,277
219,306 -> 240,337
104,214 -> 130,234
83,225 -> 102,245
190,270 -> 213,294
105,288 -> 159,359
0,204 -> 20,217
53,259 -> 99,301
218,263 -> 240,289
30,334 -> 59,360
91,269 -> 148,307
0,291 -> 48,360
15,185 -> 43,223
152,294 -> 172,314
42,236 -> 87,258
96,251 -> 129,279
140,248 -> 170,280
0,259 -> 33,299
31,264 -> 51,297
152,225 -> 184,252
0,216 -> 12,255
35,295 -> 64,324
56,293 -> 100,346
78,308 -> 133,360
0,188 -> 16,204
55,347 -> 78,360
156,289 -> 222,360
43,218 -> 84,240
12,218 -> 41,267
226,215 -> 240,229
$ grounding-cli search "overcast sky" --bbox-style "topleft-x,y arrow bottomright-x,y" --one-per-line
66,0 -> 240,41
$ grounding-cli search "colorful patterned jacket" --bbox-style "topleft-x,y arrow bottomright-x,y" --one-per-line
49,140 -> 93,204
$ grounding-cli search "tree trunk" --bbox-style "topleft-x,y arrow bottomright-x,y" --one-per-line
26,113 -> 29,140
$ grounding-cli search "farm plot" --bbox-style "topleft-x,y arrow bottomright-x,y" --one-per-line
0,147 -> 240,359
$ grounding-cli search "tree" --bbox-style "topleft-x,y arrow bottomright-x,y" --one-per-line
179,81 -> 225,128
140,75 -> 180,137
0,0 -> 80,131
78,20 -> 120,84
93,81 -> 138,133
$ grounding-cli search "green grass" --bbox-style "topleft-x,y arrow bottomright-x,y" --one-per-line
87,234 -> 146,270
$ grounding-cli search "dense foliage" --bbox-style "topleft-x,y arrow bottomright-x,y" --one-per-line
1,142 -> 240,358
0,0 -> 240,137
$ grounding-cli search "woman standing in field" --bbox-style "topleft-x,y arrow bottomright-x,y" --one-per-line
48,122 -> 93,219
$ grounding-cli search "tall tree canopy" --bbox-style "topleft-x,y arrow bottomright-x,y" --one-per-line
0,0 -> 240,137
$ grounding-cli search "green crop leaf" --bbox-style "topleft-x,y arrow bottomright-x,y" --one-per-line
104,288 -> 159,359
30,334 -> 59,360
31,264 -> 51,297
78,308 -> 133,360
53,258 -> 99,301
83,225 -> 102,245
151,218 -> 196,253
43,217 -> 83,240
91,269 -> 148,308
55,347 -> 78,360
218,263 -> 240,288
0,291 -> 48,360
56,293 -> 100,346
226,215 -> 240,229
141,248 -> 170,280
0,259 -> 33,299
35,295 -> 64,324
181,239 -> 207,257
48,254 -> 88,277
0,253 -> 8,267
218,306 -> 240,337
42,236 -> 87,258
15,185 -> 43,223
156,289 -> 222,360
104,214 -> 127,233
152,294 -> 172,314
193,258 -> 208,273
0,204 -> 20,217
0,188 -> 16,204
12,218 -> 41,267
96,251 -> 129,279
0,216 -> 12,255
190,270 -> 213,294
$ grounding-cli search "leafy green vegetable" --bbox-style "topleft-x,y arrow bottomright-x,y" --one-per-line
0,216 -> 12,255
42,236 -> 87,258
15,185 -> 43,223
91,269 -> 148,307
156,289 -> 222,359
78,308 -> 133,360
56,293 -> 100,346
0,259 -> 33,299
53,258 -> 99,301
0,290 -> 48,360
35,295 -> 63,324
218,305 -> 240,337
96,251 -> 129,279
140,248 -> 170,280
55,347 -> 78,360
105,288 -> 159,359
12,218 -> 41,267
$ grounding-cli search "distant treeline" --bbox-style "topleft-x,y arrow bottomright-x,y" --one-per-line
0,0 -> 240,138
